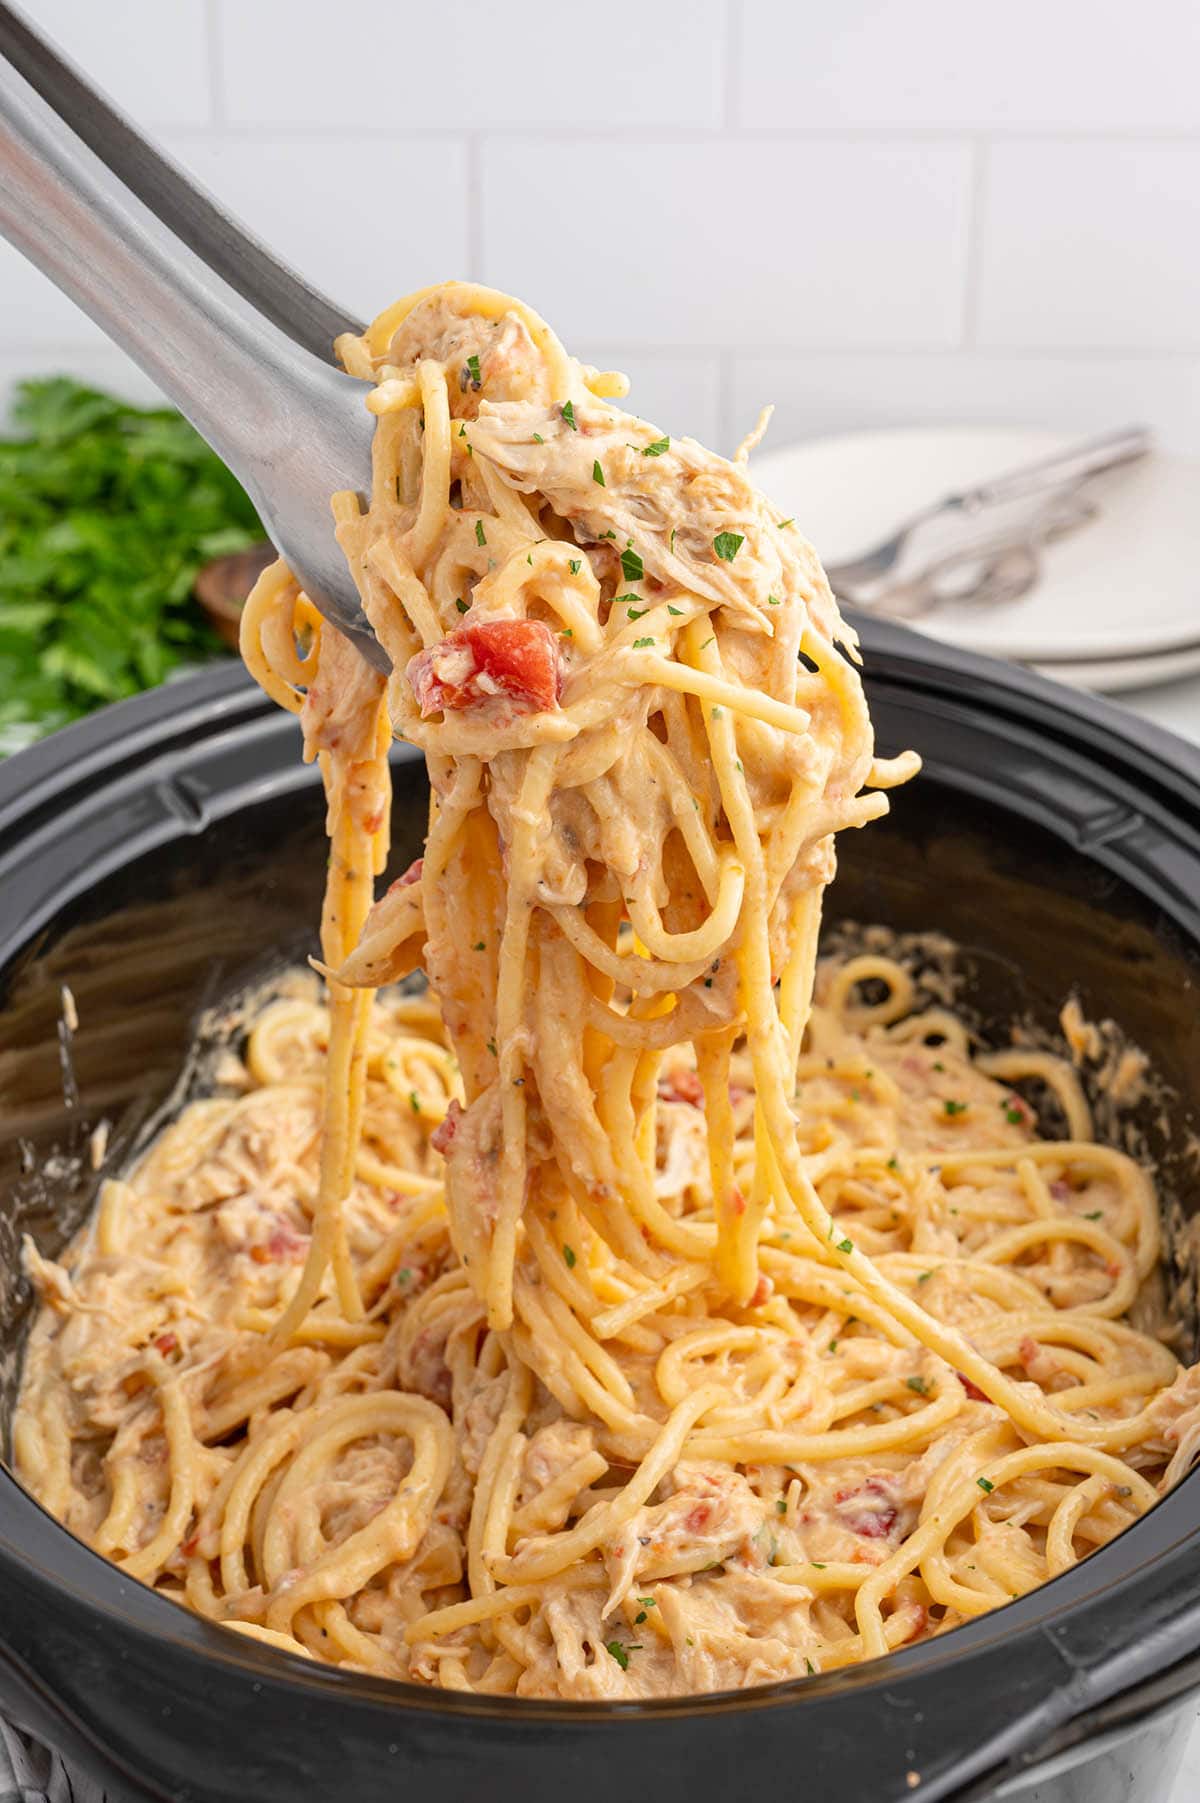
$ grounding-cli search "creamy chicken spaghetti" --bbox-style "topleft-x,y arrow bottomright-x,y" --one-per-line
14,283 -> 1200,1698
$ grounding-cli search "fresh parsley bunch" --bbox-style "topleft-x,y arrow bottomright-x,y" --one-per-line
0,377 -> 262,754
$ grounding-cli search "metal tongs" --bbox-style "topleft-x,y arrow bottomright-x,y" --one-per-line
0,2 -> 384,670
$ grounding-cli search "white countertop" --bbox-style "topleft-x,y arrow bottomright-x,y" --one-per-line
1117,671 -> 1200,749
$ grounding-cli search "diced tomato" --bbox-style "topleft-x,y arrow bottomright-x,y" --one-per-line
431,1098 -> 462,1157
407,621 -> 562,718
152,1331 -> 178,1357
749,1273 -> 774,1307
249,1219 -> 308,1264
959,1372 -> 989,1402
388,856 -> 423,893
658,1068 -> 704,1107
834,1477 -> 898,1539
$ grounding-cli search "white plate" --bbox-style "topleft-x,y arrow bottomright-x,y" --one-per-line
1030,639 -> 1200,694
750,427 -> 1200,667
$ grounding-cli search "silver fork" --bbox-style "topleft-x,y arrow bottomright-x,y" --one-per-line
0,2 -> 383,670
825,427 -> 1150,615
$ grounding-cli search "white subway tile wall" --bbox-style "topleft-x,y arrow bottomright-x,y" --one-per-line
6,0 -> 1200,457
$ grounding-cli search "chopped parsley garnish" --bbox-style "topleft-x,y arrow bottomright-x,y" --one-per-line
767,593 -> 781,605
828,1339 -> 839,1354
472,940 -> 485,951
700,635 -> 716,649
568,558 -> 582,575
887,1155 -> 899,1171
605,1640 -> 633,1670
932,1060 -> 945,1072
475,520 -> 486,547
465,353 -> 481,389
620,545 -> 644,583
633,636 -> 655,649
409,1091 -> 421,1114
777,517 -> 794,529
669,527 -> 677,552
563,1245 -> 577,1268
837,1237 -> 854,1254
943,1098 -> 968,1116
624,604 -> 647,620
455,597 -> 469,614
592,460 -> 605,486
643,436 -> 670,456
533,432 -> 544,444
776,1498 -> 787,1514
458,423 -> 467,438
486,1038 -> 497,1056
1004,1103 -> 1024,1125
917,1270 -> 932,1283
977,1476 -> 995,1494
906,1375 -> 928,1395
805,1658 -> 816,1674
560,627 -> 573,637
561,401 -> 577,430
667,604 -> 684,615
810,1562 -> 826,1570
713,531 -> 744,562
1084,1209 -> 1103,1221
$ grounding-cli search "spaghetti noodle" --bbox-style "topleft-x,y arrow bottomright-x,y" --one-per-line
15,283 -> 1200,1697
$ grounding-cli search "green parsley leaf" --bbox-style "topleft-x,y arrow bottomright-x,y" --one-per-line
633,636 -> 655,649
775,1498 -> 787,1514
620,545 -> 644,583
805,1658 -> 816,1674
563,1245 -> 577,1268
458,423 -> 467,438
0,378 -> 263,750
533,432 -> 545,444
906,1375 -> 928,1395
777,517 -> 794,529
605,1640 -> 630,1670
1004,1103 -> 1025,1125
486,1038 -> 497,1056
667,604 -> 684,616
767,593 -> 781,605
810,1562 -> 826,1570
977,1476 -> 995,1494
1084,1209 -> 1103,1221
472,940 -> 485,951
475,520 -> 486,547
837,1237 -> 853,1254
669,527 -> 677,552
592,460 -> 605,486
917,1270 -> 932,1284
465,353 -> 481,388
409,1091 -> 421,1114
455,597 -> 469,614
886,1155 -> 899,1171
713,531 -> 744,562
568,558 -> 582,575
561,401 -> 577,430
943,1098 -> 968,1116
643,436 -> 670,456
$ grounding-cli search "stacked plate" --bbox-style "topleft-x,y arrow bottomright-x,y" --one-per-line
751,427 -> 1199,694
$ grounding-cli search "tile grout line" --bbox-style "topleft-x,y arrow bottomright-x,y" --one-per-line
960,136 -> 988,350
203,0 -> 226,126
722,0 -> 743,129
467,136 -> 484,282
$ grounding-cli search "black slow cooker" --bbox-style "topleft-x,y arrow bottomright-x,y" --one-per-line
2,618 -> 1199,1803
